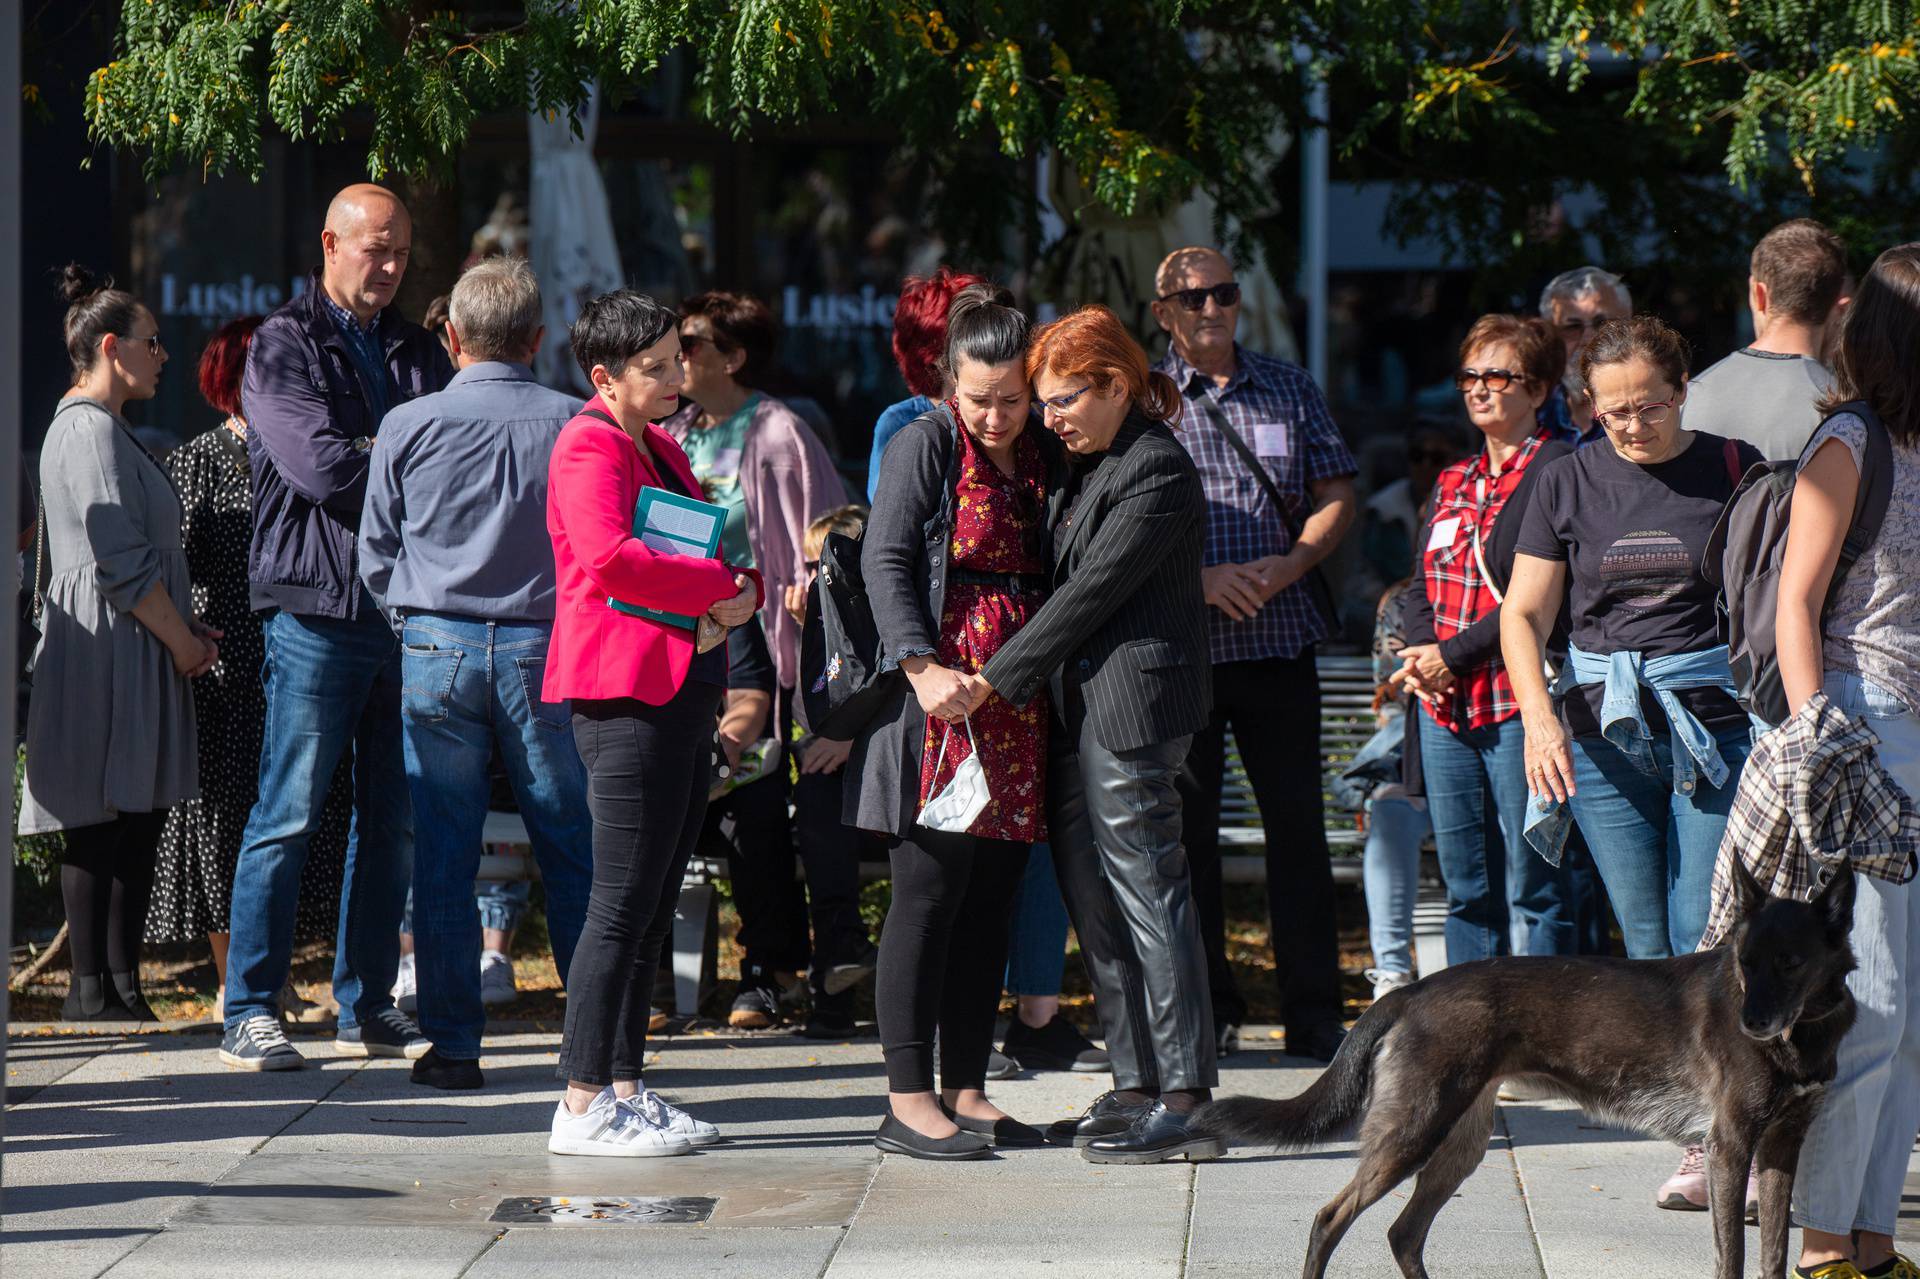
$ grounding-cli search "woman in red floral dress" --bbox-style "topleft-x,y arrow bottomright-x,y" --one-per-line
853,284 -> 1067,1159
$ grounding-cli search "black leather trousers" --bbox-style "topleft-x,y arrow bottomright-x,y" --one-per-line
1048,713 -> 1218,1092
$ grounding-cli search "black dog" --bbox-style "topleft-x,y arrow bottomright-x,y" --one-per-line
1198,860 -> 1857,1279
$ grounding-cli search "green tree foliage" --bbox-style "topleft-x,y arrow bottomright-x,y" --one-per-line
75,2 -> 1920,275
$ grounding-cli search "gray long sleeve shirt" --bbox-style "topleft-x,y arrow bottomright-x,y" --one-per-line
359,362 -> 581,622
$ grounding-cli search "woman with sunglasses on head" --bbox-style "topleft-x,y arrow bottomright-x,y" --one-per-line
21,264 -> 219,1021
663,289 -> 847,1028
851,283 -> 1061,1159
1393,316 -> 1582,975
1501,315 -> 1763,1208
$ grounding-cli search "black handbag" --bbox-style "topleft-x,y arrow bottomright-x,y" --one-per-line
799,527 -> 900,740
1199,399 -> 1341,634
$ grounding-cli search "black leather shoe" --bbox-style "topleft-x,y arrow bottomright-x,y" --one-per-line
873,1113 -> 992,1160
1044,1090 -> 1155,1148
1002,1015 -> 1109,1073
943,1105 -> 1047,1148
1287,1022 -> 1347,1064
410,1048 -> 484,1090
1082,1101 -> 1227,1165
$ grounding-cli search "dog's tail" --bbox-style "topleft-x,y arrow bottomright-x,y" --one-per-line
1193,996 -> 1402,1150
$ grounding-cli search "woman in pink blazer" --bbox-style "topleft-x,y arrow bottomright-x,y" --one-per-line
544,290 -> 762,1159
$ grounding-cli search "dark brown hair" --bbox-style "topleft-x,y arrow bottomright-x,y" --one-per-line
58,263 -> 145,378
1579,314 -> 1691,391
680,290 -> 777,386
1820,242 -> 1920,447
1457,314 -> 1564,391
1751,218 -> 1849,325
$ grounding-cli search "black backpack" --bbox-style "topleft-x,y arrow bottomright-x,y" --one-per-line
799,527 -> 899,739
1702,400 -> 1894,726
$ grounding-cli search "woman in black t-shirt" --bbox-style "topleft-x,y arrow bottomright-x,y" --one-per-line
1502,316 -> 1761,960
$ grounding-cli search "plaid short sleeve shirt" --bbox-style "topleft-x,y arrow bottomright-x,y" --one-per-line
1420,428 -> 1554,732
1157,345 -> 1359,665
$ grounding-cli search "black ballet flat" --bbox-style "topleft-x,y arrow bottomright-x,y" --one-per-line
873,1113 -> 992,1160
947,1109 -> 1047,1148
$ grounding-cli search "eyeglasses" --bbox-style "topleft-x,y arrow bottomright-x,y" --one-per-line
1453,367 -> 1521,393
1157,282 -> 1241,312
120,333 -> 163,359
1039,384 -> 1094,414
1592,399 -> 1678,431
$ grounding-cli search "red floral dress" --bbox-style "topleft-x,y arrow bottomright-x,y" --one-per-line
916,418 -> 1050,840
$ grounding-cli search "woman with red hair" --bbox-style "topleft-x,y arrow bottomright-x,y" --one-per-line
866,267 -> 988,501
969,304 -> 1220,1164
144,315 -> 351,1021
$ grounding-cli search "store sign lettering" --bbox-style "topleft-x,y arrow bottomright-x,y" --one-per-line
782,285 -> 897,332
157,273 -> 305,320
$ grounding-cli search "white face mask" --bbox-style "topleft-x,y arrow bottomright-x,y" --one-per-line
917,717 -> 992,834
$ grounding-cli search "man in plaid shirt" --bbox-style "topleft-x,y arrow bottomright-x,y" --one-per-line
1152,246 -> 1358,1064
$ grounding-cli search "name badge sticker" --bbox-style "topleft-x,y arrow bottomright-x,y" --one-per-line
1426,517 -> 1463,552
1250,421 -> 1292,457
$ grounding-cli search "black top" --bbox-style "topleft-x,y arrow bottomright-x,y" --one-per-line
725,614 -> 776,693
1513,431 -> 1762,734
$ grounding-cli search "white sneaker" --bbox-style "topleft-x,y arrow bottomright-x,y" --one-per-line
1365,968 -> 1416,1002
392,951 -> 417,1015
479,950 -> 516,1008
548,1087 -> 692,1158
620,1088 -> 721,1147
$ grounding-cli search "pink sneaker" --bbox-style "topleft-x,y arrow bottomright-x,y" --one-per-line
1655,1144 -> 1709,1210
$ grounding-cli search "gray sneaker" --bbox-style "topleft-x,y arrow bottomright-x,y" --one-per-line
219,1013 -> 305,1071
335,1007 -> 431,1059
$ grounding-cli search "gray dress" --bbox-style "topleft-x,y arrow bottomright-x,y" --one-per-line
19,396 -> 199,834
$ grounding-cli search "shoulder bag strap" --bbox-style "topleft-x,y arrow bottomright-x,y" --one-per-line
1198,395 -> 1340,630
29,492 -> 45,629
1824,400 -> 1896,613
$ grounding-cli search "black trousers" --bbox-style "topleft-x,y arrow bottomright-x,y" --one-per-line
61,811 -> 167,977
703,767 -> 810,985
876,829 -> 1029,1093
1176,651 -> 1342,1034
794,764 -> 874,1012
1050,713 -> 1218,1092
557,682 -> 720,1086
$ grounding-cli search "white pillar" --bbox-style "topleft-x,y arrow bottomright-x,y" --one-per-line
1,0 -> 24,1175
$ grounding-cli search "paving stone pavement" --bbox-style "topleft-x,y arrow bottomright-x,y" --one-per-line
2,1022 -> 1915,1277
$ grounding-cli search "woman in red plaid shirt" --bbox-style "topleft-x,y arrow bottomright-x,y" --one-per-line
1395,315 -> 1580,963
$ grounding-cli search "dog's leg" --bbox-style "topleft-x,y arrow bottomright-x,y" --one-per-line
1304,1099 -> 1465,1279
1753,1106 -> 1819,1279
1386,1088 -> 1499,1279
1707,1123 -> 1755,1279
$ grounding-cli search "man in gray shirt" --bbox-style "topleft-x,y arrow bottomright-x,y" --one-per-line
360,256 -> 592,1091
1683,218 -> 1849,461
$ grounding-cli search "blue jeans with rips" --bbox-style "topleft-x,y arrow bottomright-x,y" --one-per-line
397,614 -> 593,1061
225,603 -> 412,1033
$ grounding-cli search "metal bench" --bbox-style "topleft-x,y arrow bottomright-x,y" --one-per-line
474,654 -> 1413,1013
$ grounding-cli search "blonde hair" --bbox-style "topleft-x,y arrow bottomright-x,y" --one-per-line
804,504 -> 868,561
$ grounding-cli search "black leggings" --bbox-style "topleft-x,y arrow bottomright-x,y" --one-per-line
556,682 -> 721,1087
877,829 -> 1030,1093
61,812 -> 167,977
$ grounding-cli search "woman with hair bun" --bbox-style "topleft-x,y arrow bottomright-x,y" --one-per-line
852,282 -> 1062,1159
142,315 -> 351,1023
21,265 -> 219,1021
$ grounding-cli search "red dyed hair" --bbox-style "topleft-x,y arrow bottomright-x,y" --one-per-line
892,266 -> 988,398
197,314 -> 266,419
1025,305 -> 1181,422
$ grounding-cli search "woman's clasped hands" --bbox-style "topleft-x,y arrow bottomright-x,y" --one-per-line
902,656 -> 994,722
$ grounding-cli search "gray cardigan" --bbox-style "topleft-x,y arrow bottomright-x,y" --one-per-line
20,397 -> 199,833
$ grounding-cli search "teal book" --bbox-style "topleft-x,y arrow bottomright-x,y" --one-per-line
608,486 -> 727,630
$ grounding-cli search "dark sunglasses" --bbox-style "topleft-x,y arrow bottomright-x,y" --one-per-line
120,332 -> 163,359
1158,282 -> 1241,312
1453,367 -> 1521,393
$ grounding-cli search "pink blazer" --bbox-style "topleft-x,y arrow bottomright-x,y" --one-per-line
544,397 -> 764,706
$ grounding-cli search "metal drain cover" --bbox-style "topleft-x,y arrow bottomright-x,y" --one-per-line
490,1195 -> 716,1225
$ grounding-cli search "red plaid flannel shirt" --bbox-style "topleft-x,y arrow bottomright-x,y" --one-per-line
1419,429 -> 1553,732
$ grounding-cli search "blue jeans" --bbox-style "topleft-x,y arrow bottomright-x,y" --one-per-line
398,615 -> 593,1061
1363,796 -> 1429,976
226,604 -> 412,1033
1004,843 -> 1070,997
1794,672 -> 1920,1237
1567,717 -> 1753,958
476,880 -> 531,935
1421,713 -> 1577,963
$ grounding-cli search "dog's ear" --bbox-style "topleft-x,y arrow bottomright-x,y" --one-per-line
1731,854 -> 1768,920
1814,862 -> 1857,937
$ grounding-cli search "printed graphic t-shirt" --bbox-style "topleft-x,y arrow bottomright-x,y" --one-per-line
1514,431 -> 1762,734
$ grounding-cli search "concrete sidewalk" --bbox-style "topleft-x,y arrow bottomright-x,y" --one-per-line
4,1022 -> 1916,1278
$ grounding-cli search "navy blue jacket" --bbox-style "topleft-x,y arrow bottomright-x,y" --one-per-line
241,272 -> 453,618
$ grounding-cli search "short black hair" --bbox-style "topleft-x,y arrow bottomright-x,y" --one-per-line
571,289 -> 679,382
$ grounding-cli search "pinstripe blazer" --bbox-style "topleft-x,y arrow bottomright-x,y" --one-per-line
982,411 -> 1212,754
